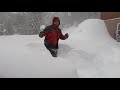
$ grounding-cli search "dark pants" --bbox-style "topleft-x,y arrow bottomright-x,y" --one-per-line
44,40 -> 59,57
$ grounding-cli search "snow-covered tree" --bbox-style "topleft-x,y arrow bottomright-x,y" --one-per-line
0,12 -> 101,35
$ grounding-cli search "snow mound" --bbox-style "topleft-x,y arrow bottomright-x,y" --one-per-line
71,19 -> 120,78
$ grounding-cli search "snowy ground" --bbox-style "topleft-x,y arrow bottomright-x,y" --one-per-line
0,35 -> 76,78
0,19 -> 120,78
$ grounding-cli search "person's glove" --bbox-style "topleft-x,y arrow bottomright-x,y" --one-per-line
64,33 -> 69,39
39,32 -> 44,38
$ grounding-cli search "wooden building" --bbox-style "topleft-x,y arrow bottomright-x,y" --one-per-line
101,12 -> 120,41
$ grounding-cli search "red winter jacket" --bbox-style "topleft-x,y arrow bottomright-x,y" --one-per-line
39,17 -> 67,45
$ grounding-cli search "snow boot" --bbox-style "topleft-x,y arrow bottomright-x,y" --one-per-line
49,49 -> 58,57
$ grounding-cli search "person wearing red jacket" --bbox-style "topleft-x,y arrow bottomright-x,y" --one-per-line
39,16 -> 69,57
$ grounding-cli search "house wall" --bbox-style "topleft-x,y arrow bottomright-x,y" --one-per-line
101,12 -> 120,20
101,12 -> 120,40
104,18 -> 120,40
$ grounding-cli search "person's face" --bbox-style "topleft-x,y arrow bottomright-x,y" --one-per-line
53,19 -> 59,26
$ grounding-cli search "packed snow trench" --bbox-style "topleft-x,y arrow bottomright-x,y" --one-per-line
0,19 -> 120,78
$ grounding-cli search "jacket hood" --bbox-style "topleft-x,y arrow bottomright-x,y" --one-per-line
52,16 -> 60,26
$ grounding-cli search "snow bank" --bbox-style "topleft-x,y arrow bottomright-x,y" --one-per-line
68,19 -> 120,78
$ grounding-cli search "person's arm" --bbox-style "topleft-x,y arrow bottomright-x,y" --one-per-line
59,29 -> 69,40
39,31 -> 44,38
39,26 -> 49,38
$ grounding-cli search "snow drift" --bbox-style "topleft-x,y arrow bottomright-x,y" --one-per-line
67,19 -> 120,78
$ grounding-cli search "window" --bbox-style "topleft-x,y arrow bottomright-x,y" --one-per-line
116,23 -> 120,42
116,23 -> 120,36
118,23 -> 120,30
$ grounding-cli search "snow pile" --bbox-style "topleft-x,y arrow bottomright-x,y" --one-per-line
65,19 -> 120,78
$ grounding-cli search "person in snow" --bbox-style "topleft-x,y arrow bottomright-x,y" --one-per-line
39,17 -> 69,57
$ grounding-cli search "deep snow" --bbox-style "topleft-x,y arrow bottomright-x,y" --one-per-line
0,19 -> 120,78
